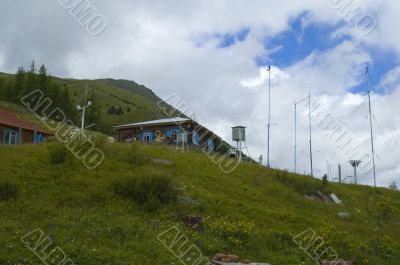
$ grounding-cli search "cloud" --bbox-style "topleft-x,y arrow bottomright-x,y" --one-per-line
0,0 -> 399,187
240,66 -> 290,90
379,66 -> 400,93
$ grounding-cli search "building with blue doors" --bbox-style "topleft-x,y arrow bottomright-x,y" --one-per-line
113,117 -> 225,152
0,108 -> 50,145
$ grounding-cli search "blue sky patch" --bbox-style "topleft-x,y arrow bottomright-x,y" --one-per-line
253,12 -> 398,95
256,12 -> 348,67
192,28 -> 250,48
349,48 -> 398,94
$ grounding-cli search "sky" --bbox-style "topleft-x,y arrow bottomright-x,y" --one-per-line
0,0 -> 399,187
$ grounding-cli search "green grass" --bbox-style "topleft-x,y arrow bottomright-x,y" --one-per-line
0,143 -> 399,265
57,78 -> 168,127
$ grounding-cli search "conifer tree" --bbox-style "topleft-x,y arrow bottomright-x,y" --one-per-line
14,66 -> 26,101
25,60 -> 38,95
38,64 -> 49,95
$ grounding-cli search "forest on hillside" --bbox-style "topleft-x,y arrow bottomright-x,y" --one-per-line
0,62 -> 103,133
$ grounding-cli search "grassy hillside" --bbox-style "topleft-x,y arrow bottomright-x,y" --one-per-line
0,143 -> 399,265
96,79 -> 162,103
0,71 -> 183,135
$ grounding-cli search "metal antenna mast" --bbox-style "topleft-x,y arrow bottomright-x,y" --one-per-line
308,92 -> 314,177
294,96 -> 309,174
294,101 -> 297,173
267,66 -> 271,168
366,66 -> 377,187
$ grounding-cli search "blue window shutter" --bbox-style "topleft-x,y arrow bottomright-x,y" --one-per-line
166,129 -> 172,137
192,131 -> 200,146
149,132 -> 154,142
208,139 -> 214,152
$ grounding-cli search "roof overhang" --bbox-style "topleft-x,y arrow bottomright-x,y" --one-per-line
113,117 -> 193,130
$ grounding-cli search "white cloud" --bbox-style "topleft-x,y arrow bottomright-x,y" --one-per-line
240,67 -> 290,90
341,93 -> 364,106
379,66 -> 400,93
0,0 -> 399,187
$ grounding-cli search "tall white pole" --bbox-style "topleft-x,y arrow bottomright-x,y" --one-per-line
267,66 -> 271,168
294,102 -> 297,173
308,92 -> 314,177
367,67 -> 377,187
354,165 -> 358,184
81,84 -> 88,133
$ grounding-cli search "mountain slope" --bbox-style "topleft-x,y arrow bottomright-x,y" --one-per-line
96,79 -> 162,103
0,71 -> 183,135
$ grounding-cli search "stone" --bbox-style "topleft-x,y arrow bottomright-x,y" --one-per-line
151,158 -> 173,165
330,193 -> 342,204
337,212 -> 351,219
178,195 -> 200,206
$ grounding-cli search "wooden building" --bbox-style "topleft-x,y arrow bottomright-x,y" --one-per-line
113,117 -> 223,152
0,108 -> 50,145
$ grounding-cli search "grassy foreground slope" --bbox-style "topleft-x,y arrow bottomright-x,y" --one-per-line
0,143 -> 399,265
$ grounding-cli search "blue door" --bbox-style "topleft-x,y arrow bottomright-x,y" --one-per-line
35,133 -> 43,144
149,132 -> 154,143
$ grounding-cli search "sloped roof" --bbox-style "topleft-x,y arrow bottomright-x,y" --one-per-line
0,108 -> 49,134
113,117 -> 192,129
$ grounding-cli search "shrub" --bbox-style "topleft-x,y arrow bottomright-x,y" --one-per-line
322,174 -> 328,186
48,144 -> 70,165
0,182 -> 18,201
124,143 -> 148,166
275,170 -> 326,194
113,175 -> 177,212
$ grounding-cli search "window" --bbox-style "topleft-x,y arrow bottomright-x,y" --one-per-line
3,128 -> 19,145
143,132 -> 150,143
171,130 -> 177,142
167,128 -> 181,143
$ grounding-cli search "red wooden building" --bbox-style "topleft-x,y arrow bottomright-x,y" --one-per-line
114,117 -> 223,152
0,108 -> 50,145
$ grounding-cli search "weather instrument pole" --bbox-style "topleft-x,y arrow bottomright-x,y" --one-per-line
81,85 -> 88,133
366,67 -> 377,187
77,84 -> 92,136
267,66 -> 271,168
349,160 -> 362,184
308,92 -> 314,177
